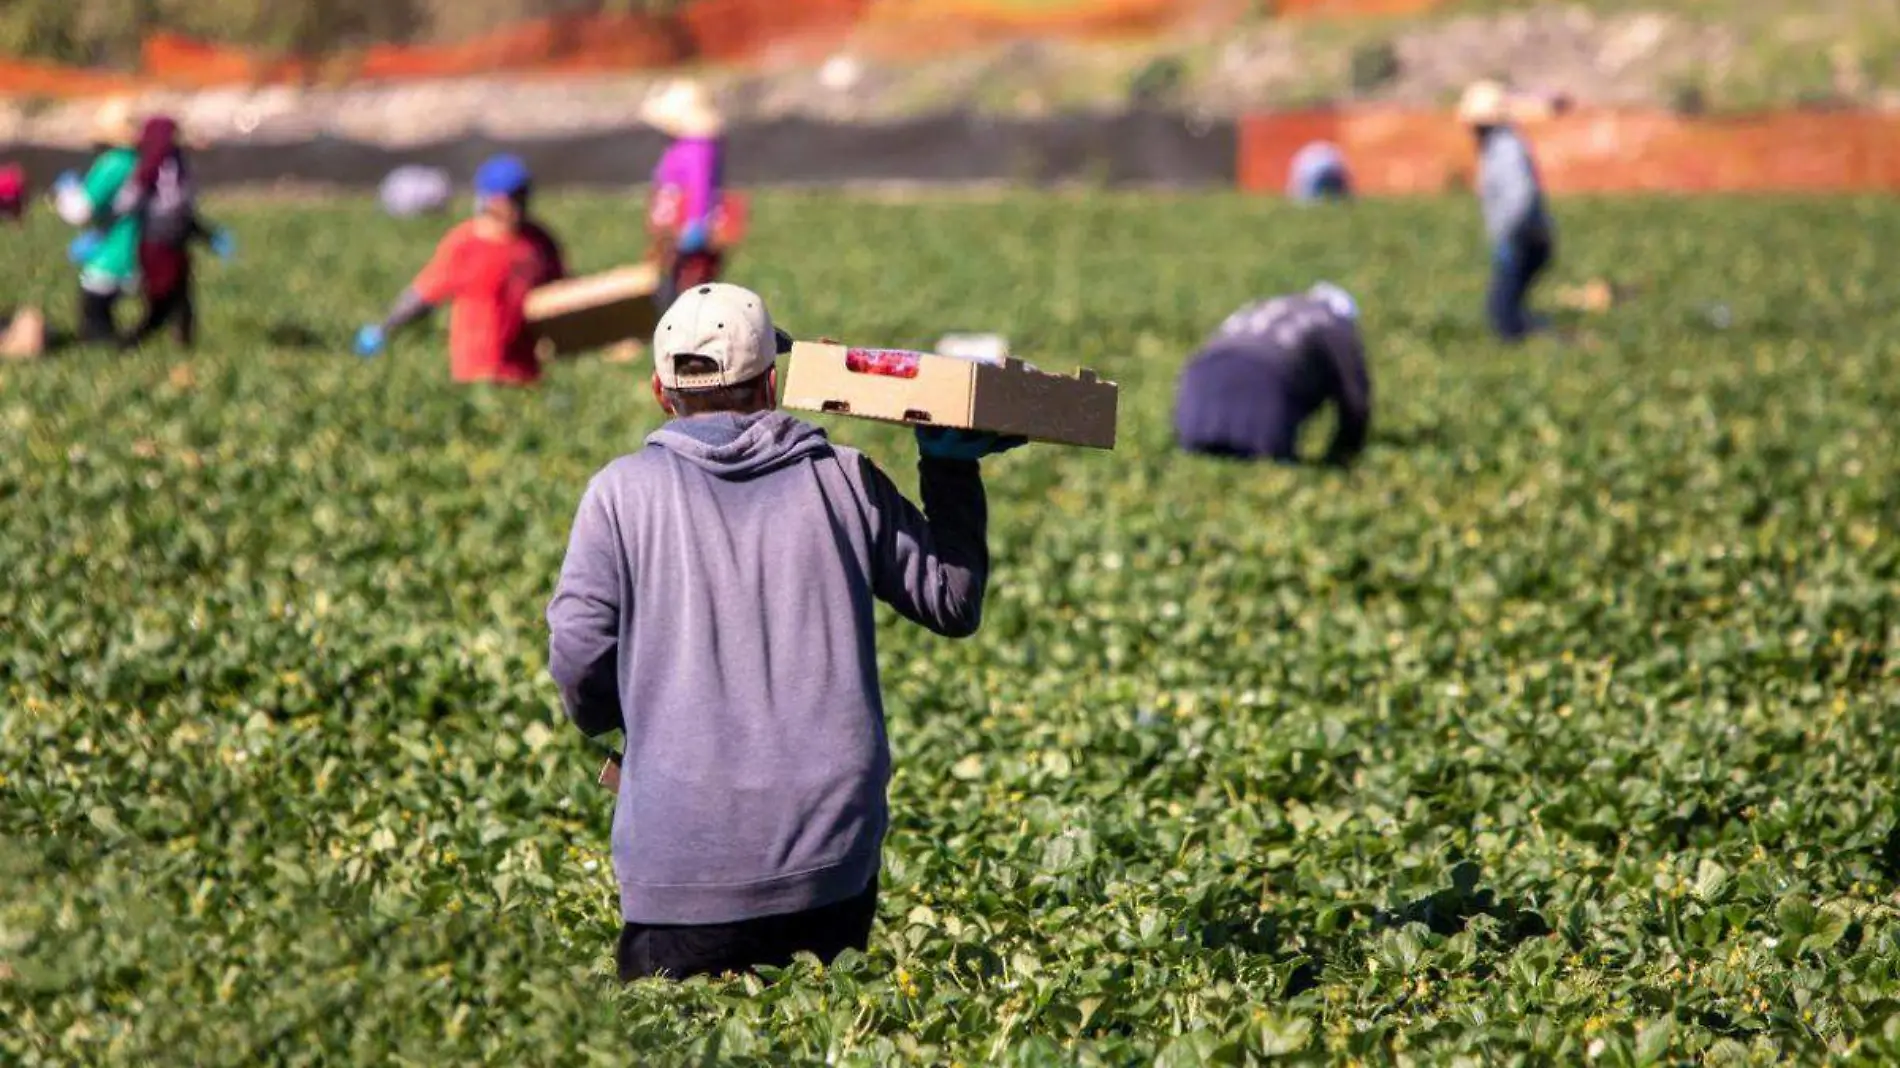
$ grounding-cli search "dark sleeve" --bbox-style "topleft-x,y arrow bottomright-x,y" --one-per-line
546,479 -> 625,737
379,287 -> 434,337
858,454 -> 990,639
1318,321 -> 1372,466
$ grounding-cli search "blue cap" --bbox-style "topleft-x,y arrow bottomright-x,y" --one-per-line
473,154 -> 532,198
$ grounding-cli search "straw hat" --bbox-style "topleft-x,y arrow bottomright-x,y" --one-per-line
641,80 -> 725,139
90,97 -> 140,147
1456,81 -> 1511,127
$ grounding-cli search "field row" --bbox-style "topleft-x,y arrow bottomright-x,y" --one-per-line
2,191 -> 1897,1064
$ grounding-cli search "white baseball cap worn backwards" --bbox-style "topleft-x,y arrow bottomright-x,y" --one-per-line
654,283 -> 793,390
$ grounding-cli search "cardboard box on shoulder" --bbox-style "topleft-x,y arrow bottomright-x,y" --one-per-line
782,341 -> 1118,450
525,264 -> 661,358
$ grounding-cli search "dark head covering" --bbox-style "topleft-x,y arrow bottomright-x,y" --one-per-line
132,116 -> 183,197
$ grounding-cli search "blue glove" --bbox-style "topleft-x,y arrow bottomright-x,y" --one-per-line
67,231 -> 102,266
209,229 -> 236,261
677,218 -> 711,254
353,324 -> 386,358
916,427 -> 1028,462
53,170 -> 81,194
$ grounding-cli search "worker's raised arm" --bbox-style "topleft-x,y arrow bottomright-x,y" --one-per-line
856,431 -> 1022,639
354,228 -> 465,356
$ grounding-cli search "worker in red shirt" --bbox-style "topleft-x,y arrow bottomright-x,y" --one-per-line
355,154 -> 565,384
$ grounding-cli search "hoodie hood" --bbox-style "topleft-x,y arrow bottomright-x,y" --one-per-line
646,410 -> 832,479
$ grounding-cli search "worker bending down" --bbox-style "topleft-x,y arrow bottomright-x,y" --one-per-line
1173,283 -> 1372,467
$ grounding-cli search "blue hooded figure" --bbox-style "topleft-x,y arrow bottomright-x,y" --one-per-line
1287,141 -> 1352,203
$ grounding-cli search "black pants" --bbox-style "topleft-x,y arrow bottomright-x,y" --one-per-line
1486,232 -> 1554,342
125,285 -> 196,350
78,287 -> 119,345
617,879 -> 877,982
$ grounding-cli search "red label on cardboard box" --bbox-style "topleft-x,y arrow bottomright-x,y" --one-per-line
845,348 -> 923,379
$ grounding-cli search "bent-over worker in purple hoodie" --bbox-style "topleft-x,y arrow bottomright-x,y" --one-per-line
546,283 -> 1025,981
1174,282 -> 1372,467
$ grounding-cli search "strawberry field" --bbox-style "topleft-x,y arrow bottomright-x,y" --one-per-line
2,191 -> 1897,1065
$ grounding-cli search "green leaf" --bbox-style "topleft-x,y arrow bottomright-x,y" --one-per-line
521,720 -> 554,753
1777,895 -> 1819,938
1805,904 -> 1850,952
1634,1018 -> 1672,1065
1690,859 -> 1729,902
86,806 -> 124,838
1156,1029 -> 1218,1068
1255,1012 -> 1313,1056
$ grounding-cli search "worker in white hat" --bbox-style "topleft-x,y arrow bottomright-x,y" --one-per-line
1458,80 -> 1566,342
52,97 -> 144,344
641,80 -> 734,308
547,282 -> 1022,982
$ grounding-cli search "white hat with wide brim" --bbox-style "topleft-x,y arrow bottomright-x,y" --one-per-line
1457,81 -> 1511,126
1458,80 -> 1562,126
641,80 -> 725,139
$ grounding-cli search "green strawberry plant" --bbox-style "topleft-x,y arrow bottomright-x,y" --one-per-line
1,190 -> 1896,1064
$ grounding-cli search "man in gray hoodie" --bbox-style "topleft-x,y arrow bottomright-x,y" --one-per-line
546,283 -> 1023,980
1459,81 -> 1561,342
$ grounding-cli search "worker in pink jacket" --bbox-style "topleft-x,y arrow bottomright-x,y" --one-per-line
642,80 -> 731,308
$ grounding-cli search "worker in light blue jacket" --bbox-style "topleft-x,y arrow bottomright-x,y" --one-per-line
1459,81 -> 1564,342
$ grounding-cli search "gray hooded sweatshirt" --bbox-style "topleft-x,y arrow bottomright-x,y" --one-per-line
546,410 -> 989,925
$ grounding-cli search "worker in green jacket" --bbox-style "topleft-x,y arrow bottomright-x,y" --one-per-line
54,99 -> 142,345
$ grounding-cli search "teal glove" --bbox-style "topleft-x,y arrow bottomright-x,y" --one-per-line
209,229 -> 236,261
354,324 -> 386,358
916,427 -> 1028,462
